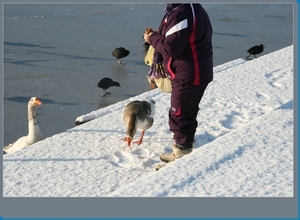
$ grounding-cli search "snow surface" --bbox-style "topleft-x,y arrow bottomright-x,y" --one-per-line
3,45 -> 294,197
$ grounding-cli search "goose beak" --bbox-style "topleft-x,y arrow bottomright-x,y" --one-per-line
35,98 -> 42,106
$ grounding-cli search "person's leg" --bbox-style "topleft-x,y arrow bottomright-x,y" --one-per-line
169,82 -> 208,147
160,83 -> 208,162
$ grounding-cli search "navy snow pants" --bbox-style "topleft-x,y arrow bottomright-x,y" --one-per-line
169,82 -> 209,148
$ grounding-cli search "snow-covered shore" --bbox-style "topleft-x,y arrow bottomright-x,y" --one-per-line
3,45 -> 294,198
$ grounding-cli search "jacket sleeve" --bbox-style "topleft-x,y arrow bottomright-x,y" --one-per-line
149,9 -> 193,58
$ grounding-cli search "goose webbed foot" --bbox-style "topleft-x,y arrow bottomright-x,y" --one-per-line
133,130 -> 145,145
132,139 -> 143,145
121,136 -> 133,147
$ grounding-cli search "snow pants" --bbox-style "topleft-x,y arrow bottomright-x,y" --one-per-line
169,82 -> 209,148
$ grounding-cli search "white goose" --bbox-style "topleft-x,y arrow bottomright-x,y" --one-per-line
3,97 -> 43,154
122,99 -> 155,147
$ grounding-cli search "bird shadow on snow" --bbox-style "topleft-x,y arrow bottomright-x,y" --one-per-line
5,96 -> 80,106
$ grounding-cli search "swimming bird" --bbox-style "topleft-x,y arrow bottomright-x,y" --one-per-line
112,47 -> 130,65
97,77 -> 120,97
122,99 -> 155,147
3,97 -> 43,154
247,44 -> 265,60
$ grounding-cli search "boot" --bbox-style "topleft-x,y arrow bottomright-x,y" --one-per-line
160,143 -> 193,163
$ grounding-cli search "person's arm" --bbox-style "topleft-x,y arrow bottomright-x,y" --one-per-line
149,11 -> 193,58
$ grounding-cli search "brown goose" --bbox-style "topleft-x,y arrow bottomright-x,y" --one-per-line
3,97 -> 43,154
122,99 -> 155,147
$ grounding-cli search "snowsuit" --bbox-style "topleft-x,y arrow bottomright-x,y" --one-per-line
149,3 -> 213,148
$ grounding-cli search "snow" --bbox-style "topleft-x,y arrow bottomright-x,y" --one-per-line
3,45 -> 294,198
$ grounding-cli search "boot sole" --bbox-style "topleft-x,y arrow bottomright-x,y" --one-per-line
159,156 -> 172,163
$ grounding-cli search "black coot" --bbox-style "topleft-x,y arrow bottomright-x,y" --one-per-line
112,47 -> 130,65
97,77 -> 120,96
247,44 -> 265,60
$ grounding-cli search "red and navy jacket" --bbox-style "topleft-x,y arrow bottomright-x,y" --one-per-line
149,3 -> 213,85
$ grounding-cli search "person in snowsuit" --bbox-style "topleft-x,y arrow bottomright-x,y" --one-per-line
144,3 -> 213,163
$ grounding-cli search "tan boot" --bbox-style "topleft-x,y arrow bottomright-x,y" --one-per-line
160,143 -> 193,163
